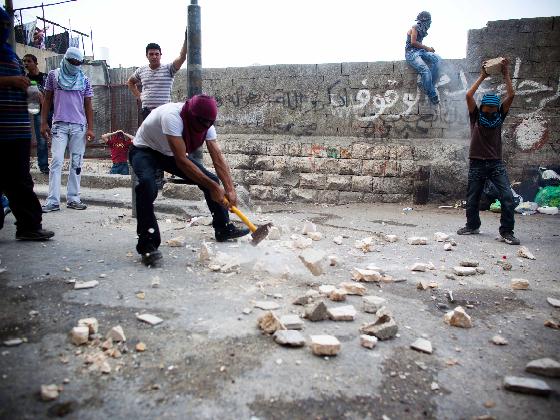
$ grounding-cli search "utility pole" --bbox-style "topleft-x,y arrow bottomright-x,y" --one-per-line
187,0 -> 202,98
5,0 -> 16,50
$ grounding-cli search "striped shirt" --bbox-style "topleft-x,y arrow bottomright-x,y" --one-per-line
0,57 -> 31,141
131,63 -> 177,110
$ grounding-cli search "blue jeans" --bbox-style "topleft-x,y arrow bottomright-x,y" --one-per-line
32,113 -> 49,171
466,159 -> 515,234
110,162 -> 129,175
405,49 -> 441,101
129,145 -> 229,254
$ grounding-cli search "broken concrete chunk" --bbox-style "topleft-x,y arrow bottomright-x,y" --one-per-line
101,338 -> 113,350
503,376 -> 551,396
304,301 -> 329,322
273,330 -> 305,347
293,290 -> 320,306
327,305 -> 357,321
483,57 -> 504,75
410,338 -> 433,354
339,282 -> 366,296
525,358 -> 560,378
460,259 -> 479,267
384,234 -> 398,243
547,297 -> 560,308
319,284 -> 336,295
254,301 -> 281,310
166,236 -> 186,247
3,338 -> 23,347
40,384 -> 59,401
416,280 -> 429,290
136,342 -> 146,352
328,288 -> 347,302
327,255 -> 338,266
407,237 -> 428,245
198,242 -> 213,262
410,262 -> 429,272
491,335 -> 508,345
354,237 -> 376,253
333,236 -> 343,245
453,266 -> 476,276
352,268 -> 383,282
257,311 -> 286,334
299,249 -> 326,276
74,280 -> 99,290
279,314 -> 304,330
475,267 -> 486,274
301,221 -> 317,235
267,226 -> 281,240
106,326 -> 126,342
292,235 -> 313,249
434,232 -> 450,242
360,334 -> 378,349
362,296 -> 387,313
310,335 -> 341,356
517,246 -> 536,260
511,278 -> 530,290
360,317 -> 398,340
307,231 -> 323,241
444,243 -> 453,251
78,318 -> 99,335
443,306 -> 473,328
70,326 -> 89,346
137,313 -> 163,326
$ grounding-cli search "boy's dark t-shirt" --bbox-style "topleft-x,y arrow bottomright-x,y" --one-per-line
107,134 -> 133,164
469,105 -> 507,160
27,71 -> 47,89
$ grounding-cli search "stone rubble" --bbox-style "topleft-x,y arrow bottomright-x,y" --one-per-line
433,232 -> 450,242
151,276 -> 161,288
444,243 -> 453,251
453,266 -> 477,276
267,226 -> 281,240
301,221 -> 317,235
136,342 -> 146,352
359,307 -> 398,340
136,314 -> 163,326
254,301 -> 281,310
307,231 -> 323,241
362,296 -> 387,313
384,234 -> 398,243
70,326 -> 90,346
354,237 -> 376,253
279,314 -> 304,330
304,301 -> 329,322
327,305 -> 357,321
3,338 -> 23,347
292,235 -> 313,249
407,237 -> 428,245
327,255 -> 338,266
525,358 -> 560,378
273,330 -> 306,347
78,318 -> 99,335
40,384 -> 59,401
198,243 -> 213,262
360,334 -> 378,349
257,311 -> 286,334
106,326 -> 126,342
318,284 -> 336,295
547,297 -> 560,308
310,335 -> 341,356
491,335 -> 508,345
328,288 -> 348,302
166,236 -> 186,247
460,259 -> 479,267
503,376 -> 552,396
293,290 -> 320,306
299,249 -> 326,276
511,278 -> 530,290
443,306 -> 473,328
333,236 -> 343,245
339,282 -> 366,296
517,246 -> 536,260
410,338 -> 433,354
74,280 -> 99,290
410,263 -> 430,272
352,268 -> 383,282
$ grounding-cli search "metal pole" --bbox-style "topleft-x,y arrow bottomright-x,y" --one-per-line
187,0 -> 202,98
5,1 -> 16,50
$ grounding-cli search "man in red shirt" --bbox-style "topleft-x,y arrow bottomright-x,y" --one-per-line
101,130 -> 133,175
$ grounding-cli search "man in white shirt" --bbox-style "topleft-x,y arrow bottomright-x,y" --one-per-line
129,94 -> 249,266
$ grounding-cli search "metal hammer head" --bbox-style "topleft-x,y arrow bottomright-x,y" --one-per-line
250,223 -> 273,246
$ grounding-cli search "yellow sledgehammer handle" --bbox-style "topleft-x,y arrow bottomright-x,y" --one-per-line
223,199 -> 257,233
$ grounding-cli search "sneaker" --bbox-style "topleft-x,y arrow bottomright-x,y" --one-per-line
500,231 -> 520,245
215,223 -> 251,242
41,203 -> 60,213
457,226 -> 480,235
67,201 -> 87,210
141,249 -> 163,267
16,228 -> 55,241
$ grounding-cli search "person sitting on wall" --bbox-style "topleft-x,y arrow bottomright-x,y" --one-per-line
456,58 -> 520,245
129,94 -> 249,266
405,11 -> 441,105
101,130 -> 133,175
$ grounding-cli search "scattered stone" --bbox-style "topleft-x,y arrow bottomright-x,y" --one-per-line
3,338 -> 23,347
333,236 -> 343,245
304,301 -> 329,322
190,216 -> 213,226
443,306 -> 473,328
40,384 -> 59,401
78,318 -> 99,334
511,278 -> 529,290
475,267 -> 486,274
360,334 -> 378,349
496,260 -> 512,271
307,231 -> 323,241
355,237 -> 376,252
166,236 -> 186,247
544,319 -> 560,329
257,311 -> 286,334
136,314 -> 163,326
299,249 -> 326,276
74,280 -> 99,290
503,376 -> 551,396
319,284 -> 336,295
384,234 -> 398,243
352,268 -> 383,282
407,237 -> 428,245
410,262 -> 430,272
267,226 -> 281,240
135,291 -> 145,300
328,288 -> 347,302
362,296 -> 387,313
453,266 -> 476,276
327,255 -> 338,266
483,400 -> 496,408
428,281 -> 439,289
101,338 -> 113,350
310,335 -> 341,356
445,274 -> 456,280
410,338 -> 433,354
547,297 -> 560,308
273,330 -> 305,347
279,314 -> 304,330
198,242 -> 213,262
106,326 -> 126,342
444,243 -> 453,251
416,280 -> 429,290
255,301 -> 280,310
293,290 -> 320,306
98,273 -> 107,279
292,235 -> 313,249
151,276 -> 160,288
70,326 -> 89,345
525,358 -> 560,378
339,282 -> 366,296
491,335 -> 508,345
242,307 -> 252,315
360,308 -> 398,340
327,305 -> 357,321
434,232 -> 450,242
136,342 -> 146,352
301,221 -> 317,235
460,259 -> 479,267
517,246 -> 536,260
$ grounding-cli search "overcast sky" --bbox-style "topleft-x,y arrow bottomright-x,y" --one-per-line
6,0 -> 560,68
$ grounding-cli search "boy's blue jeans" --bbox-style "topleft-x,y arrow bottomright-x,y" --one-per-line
405,49 -> 441,101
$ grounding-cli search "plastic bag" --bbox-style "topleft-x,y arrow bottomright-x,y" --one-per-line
489,199 -> 501,213
515,201 -> 539,214
537,206 -> 559,215
539,168 -> 560,187
535,186 -> 560,208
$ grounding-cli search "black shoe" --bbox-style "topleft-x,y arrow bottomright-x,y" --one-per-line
457,226 -> 479,235
500,232 -> 520,245
16,229 -> 55,241
215,223 -> 251,242
141,250 -> 163,267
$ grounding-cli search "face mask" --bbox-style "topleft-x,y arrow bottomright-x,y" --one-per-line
479,111 -> 502,128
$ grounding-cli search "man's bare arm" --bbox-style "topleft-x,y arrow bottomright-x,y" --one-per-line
466,64 -> 488,113
172,30 -> 188,71
206,140 -> 237,207
409,27 -> 434,52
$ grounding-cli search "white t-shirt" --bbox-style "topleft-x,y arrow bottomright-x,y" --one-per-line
133,102 -> 217,156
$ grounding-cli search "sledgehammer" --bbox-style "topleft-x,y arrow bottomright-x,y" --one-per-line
223,199 -> 272,246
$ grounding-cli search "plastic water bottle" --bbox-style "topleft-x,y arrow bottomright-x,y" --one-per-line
27,81 -> 41,115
